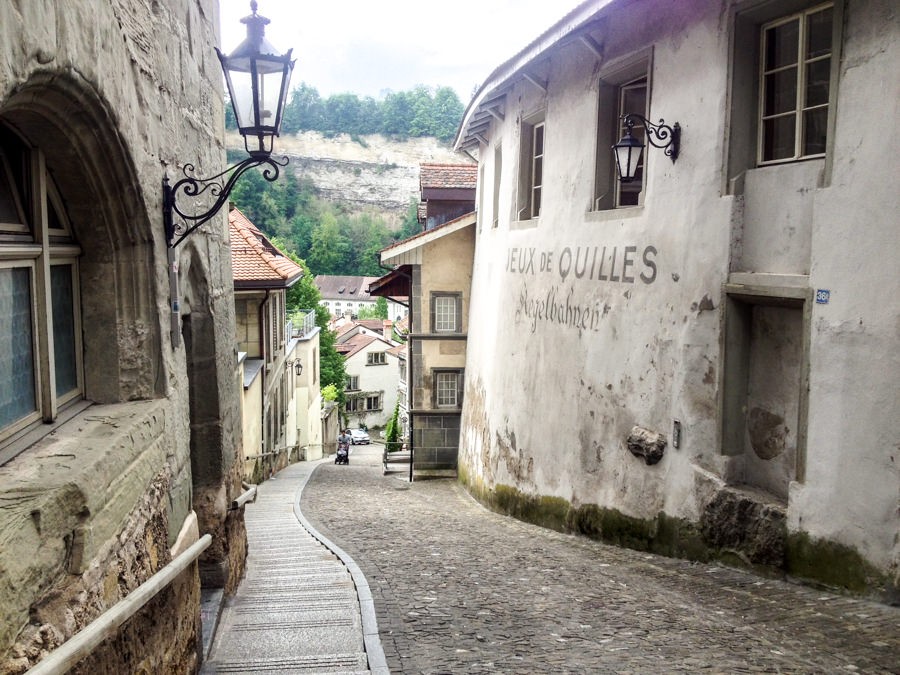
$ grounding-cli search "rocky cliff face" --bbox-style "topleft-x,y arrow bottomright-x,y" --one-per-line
228,130 -> 474,220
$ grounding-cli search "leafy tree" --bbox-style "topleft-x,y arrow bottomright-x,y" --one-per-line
430,87 -> 465,142
358,297 -> 388,320
308,211 -> 349,274
384,401 -> 401,452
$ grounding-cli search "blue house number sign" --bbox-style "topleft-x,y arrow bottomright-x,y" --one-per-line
816,289 -> 830,304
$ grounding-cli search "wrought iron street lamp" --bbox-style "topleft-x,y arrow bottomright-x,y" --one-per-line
612,113 -> 680,183
162,1 -> 294,248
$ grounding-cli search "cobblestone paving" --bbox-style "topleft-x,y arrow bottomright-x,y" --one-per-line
301,446 -> 899,674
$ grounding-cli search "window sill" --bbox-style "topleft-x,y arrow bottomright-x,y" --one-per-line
585,205 -> 645,223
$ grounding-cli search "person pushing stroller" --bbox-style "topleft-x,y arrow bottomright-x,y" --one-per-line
335,428 -> 351,465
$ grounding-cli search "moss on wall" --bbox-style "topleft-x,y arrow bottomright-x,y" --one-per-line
458,472 -> 895,600
786,532 -> 896,600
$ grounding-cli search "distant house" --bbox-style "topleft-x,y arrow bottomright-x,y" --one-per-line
337,328 -> 400,431
315,274 -> 407,322
418,163 -> 477,231
231,207 -> 323,480
371,211 -> 476,477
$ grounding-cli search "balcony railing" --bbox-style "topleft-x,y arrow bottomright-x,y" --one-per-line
289,309 -> 317,339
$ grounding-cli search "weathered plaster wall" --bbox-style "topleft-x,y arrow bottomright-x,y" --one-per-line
0,0 -> 248,668
459,0 -> 899,597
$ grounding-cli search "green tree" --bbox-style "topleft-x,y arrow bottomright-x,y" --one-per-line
308,211 -> 348,274
358,297 -> 388,320
430,86 -> 465,142
384,400 -> 401,452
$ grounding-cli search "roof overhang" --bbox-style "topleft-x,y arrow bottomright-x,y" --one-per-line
379,211 -> 476,266
368,265 -> 412,298
454,0 -> 616,151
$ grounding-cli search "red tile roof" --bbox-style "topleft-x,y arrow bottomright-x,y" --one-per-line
229,207 -> 303,286
419,163 -> 478,190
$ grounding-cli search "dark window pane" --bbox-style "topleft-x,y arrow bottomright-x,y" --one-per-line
807,7 -> 833,59
805,58 -> 831,107
764,68 -> 798,115
533,156 -> 543,188
51,264 -> 78,396
0,267 -> 36,428
0,162 -> 21,224
765,20 -> 799,70
533,186 -> 542,217
803,108 -> 828,155
533,124 -> 543,156
763,115 -> 796,161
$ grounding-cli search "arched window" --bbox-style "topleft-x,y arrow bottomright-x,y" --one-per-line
0,126 -> 82,443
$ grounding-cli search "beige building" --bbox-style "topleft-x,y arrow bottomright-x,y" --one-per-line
373,212 -> 476,477
455,0 -> 899,598
0,0 -> 272,671
230,207 -> 322,481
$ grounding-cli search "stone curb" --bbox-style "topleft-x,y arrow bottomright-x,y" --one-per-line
291,460 -> 390,675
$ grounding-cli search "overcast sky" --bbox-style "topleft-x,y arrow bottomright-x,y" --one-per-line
219,0 -> 585,103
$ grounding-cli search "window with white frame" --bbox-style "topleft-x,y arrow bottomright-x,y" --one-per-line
367,351 -> 386,366
431,292 -> 461,333
0,128 -> 83,442
517,113 -> 545,220
365,395 -> 381,411
594,55 -> 651,211
758,4 -> 833,164
346,375 -> 359,390
433,370 -> 463,409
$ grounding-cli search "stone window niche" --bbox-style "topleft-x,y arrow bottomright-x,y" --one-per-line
720,279 -> 811,501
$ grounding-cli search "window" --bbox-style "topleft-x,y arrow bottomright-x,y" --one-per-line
0,130 -> 83,443
346,375 -> 359,390
758,5 -> 833,164
346,397 -> 361,412
431,292 -> 461,333
365,395 -> 381,411
517,113 -> 545,220
398,357 -> 406,383
594,55 -> 651,210
367,351 -> 386,366
433,370 -> 463,409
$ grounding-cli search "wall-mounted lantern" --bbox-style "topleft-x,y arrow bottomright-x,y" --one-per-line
294,360 -> 303,377
162,1 -> 294,248
612,113 -> 680,183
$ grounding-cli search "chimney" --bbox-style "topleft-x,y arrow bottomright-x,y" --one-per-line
383,320 -> 393,338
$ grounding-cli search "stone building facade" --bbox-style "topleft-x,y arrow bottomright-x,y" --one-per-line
374,212 -> 476,477
0,0 -> 248,670
455,0 -> 898,599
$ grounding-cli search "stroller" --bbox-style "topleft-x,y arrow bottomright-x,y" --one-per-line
335,432 -> 350,465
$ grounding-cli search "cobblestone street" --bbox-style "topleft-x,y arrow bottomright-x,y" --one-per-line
301,446 -> 899,674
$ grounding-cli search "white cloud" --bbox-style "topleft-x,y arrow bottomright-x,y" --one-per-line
219,0 -> 585,101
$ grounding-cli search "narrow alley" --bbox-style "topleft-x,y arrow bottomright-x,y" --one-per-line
299,445 -> 899,673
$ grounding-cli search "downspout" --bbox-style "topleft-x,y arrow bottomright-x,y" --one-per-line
258,290 -> 271,473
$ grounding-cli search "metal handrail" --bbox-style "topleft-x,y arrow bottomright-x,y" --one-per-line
28,534 -> 212,675
230,484 -> 257,510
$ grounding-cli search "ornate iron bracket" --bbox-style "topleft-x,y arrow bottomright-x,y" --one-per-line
162,155 -> 289,248
621,113 -> 680,162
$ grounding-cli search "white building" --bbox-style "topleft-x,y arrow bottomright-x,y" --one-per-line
337,329 -> 401,431
455,0 -> 899,598
315,274 -> 407,322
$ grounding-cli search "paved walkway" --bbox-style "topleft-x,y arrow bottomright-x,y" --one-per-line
202,456 -> 387,674
302,445 -> 900,674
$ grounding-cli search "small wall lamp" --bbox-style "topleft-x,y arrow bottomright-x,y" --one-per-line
612,113 -> 680,183
162,1 -> 294,248
294,360 -> 303,377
